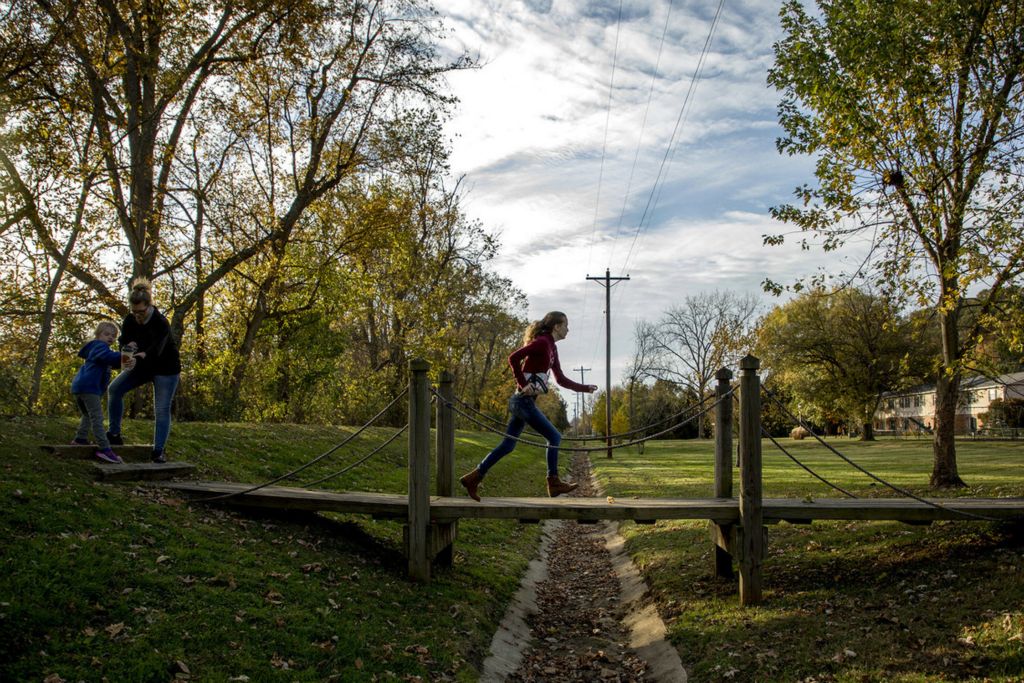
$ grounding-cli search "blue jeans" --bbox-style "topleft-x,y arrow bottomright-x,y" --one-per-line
478,393 -> 562,477
107,371 -> 180,451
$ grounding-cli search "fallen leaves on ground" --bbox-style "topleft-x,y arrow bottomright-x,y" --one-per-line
508,455 -> 651,682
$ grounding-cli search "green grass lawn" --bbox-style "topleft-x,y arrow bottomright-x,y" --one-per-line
1,416 -> 553,682
591,436 -> 1024,682
3,418 -> 1023,682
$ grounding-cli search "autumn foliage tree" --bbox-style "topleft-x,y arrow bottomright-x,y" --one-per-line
768,0 -> 1024,486
755,287 -> 922,440
0,0 -> 526,422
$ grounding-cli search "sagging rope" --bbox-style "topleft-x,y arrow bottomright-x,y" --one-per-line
193,388 -> 409,503
761,426 -> 858,498
760,388 -> 998,522
299,424 -> 408,489
432,387 -> 732,453
448,390 -> 717,443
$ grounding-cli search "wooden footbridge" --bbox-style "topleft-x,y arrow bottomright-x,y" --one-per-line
161,358 -> 1024,605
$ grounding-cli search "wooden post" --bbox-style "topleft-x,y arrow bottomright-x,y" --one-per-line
738,355 -> 763,605
434,370 -> 457,567
407,359 -> 432,582
712,367 -> 734,579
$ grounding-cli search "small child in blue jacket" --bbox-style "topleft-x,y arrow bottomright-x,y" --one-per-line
71,321 -> 124,463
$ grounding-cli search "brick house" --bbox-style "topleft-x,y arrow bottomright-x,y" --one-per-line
873,371 -> 1024,435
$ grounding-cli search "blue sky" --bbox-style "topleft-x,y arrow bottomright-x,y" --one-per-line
434,0 -> 867,397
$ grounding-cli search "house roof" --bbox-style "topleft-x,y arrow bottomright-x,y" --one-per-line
883,371 -> 1024,397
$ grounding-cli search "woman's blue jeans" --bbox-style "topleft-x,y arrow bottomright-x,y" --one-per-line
478,393 -> 562,477
107,371 -> 180,451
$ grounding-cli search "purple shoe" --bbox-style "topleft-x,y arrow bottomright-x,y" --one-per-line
96,448 -> 124,464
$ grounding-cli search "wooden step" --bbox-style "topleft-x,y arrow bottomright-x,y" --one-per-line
42,444 -> 156,461
93,461 -> 196,481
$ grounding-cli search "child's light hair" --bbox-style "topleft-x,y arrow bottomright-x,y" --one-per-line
94,320 -> 119,338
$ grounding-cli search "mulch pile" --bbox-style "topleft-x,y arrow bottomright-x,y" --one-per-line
507,454 -> 651,682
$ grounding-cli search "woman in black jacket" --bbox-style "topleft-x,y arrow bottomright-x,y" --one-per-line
106,278 -> 182,463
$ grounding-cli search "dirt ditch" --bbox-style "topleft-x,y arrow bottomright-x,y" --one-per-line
481,454 -> 686,682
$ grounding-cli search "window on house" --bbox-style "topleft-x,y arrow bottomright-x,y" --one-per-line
913,395 -> 921,407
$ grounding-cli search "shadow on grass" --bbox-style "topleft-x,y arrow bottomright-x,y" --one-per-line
644,519 -> 1024,682
206,503 -> 409,569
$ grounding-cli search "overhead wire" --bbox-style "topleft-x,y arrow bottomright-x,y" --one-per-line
583,0 -> 627,376
617,0 -> 727,282
606,0 -> 676,270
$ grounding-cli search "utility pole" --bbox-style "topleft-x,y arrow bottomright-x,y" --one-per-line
574,365 -> 591,436
586,268 -> 630,458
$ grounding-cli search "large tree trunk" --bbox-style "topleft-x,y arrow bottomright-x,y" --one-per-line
931,307 -> 966,487
860,421 -> 874,441
931,372 -> 965,487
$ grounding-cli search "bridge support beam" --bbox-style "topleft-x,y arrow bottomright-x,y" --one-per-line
738,355 -> 764,605
711,367 -> 735,580
407,359 -> 432,582
434,370 -> 458,567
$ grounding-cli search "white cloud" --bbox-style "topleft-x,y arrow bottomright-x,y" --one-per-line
432,0 -> 860,396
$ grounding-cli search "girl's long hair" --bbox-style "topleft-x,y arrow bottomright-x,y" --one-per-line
523,311 -> 566,346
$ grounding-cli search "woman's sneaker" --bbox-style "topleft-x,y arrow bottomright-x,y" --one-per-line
96,448 -> 124,464
151,449 -> 166,464
106,431 -> 124,446
71,438 -> 90,445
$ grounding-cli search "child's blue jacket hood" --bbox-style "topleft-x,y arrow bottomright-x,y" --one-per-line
71,339 -> 122,395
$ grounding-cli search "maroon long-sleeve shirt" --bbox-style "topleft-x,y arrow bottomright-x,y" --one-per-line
508,333 -> 589,392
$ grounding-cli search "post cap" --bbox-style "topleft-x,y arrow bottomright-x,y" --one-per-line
715,367 -> 734,380
409,358 -> 431,372
438,369 -> 454,383
739,354 -> 760,370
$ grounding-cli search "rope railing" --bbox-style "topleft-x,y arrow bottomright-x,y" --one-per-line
432,387 -> 732,453
761,426 -> 857,498
448,391 -> 717,442
761,387 -> 999,522
194,388 -> 410,504
299,424 -> 409,489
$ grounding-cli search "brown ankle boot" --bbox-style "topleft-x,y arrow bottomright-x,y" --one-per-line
460,468 -> 483,502
546,475 -> 578,497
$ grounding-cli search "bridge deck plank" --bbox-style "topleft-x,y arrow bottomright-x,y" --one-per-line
158,482 -> 1024,523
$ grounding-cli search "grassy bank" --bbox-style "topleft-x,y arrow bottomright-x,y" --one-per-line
591,437 -> 1024,682
5,418 -> 1024,682
1,417 -> 550,682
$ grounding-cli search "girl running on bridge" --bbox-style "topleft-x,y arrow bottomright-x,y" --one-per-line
460,311 -> 597,500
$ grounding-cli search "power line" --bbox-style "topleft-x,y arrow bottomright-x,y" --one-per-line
607,0 -> 676,269
581,0 -> 626,355
618,0 -> 726,278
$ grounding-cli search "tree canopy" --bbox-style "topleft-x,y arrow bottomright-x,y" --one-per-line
768,0 -> 1024,486
0,0 -> 525,422
755,287 -> 924,439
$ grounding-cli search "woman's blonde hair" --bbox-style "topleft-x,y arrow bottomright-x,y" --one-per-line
522,311 -> 566,346
129,277 -> 152,306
